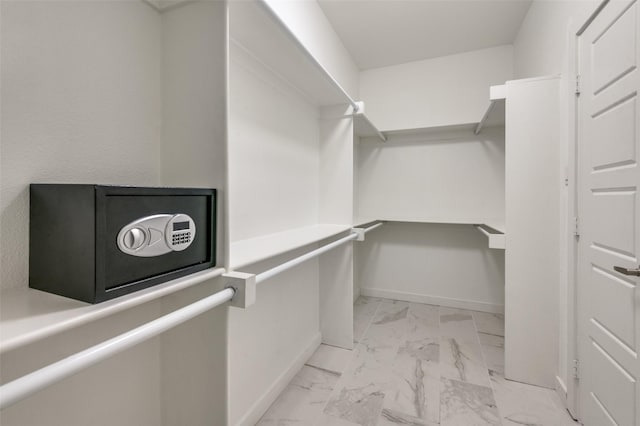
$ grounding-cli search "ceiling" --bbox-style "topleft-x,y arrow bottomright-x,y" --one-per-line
317,0 -> 532,70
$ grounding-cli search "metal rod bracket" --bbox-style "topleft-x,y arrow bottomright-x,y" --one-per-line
223,272 -> 256,309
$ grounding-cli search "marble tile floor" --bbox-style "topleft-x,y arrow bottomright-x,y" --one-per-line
257,296 -> 577,426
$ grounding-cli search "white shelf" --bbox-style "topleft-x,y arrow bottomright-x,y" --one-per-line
0,267 -> 226,354
359,84 -> 507,141
484,221 -> 506,234
230,224 -> 352,270
229,1 -> 389,143
353,218 -> 383,228
475,84 -> 506,135
366,215 -> 503,226
363,121 -> 503,142
354,112 -> 386,142
474,224 -> 506,250
380,123 -> 478,139
229,0 -> 356,109
375,117 -> 504,141
353,217 -> 506,250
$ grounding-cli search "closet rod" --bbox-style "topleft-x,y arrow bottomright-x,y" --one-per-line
256,233 -> 358,284
0,287 -> 235,410
363,222 -> 383,233
255,0 -> 360,113
255,222 -> 383,285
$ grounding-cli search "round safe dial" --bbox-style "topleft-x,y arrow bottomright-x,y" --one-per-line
122,227 -> 146,250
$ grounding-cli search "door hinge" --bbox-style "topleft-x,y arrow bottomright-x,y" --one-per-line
573,359 -> 580,380
575,74 -> 581,96
573,216 -> 580,238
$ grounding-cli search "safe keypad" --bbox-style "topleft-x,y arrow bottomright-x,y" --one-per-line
172,232 -> 192,246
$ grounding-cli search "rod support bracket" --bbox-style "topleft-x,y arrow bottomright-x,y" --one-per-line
352,228 -> 366,241
223,272 -> 256,309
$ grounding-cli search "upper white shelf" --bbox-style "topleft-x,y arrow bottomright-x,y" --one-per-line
0,267 -> 227,354
359,84 -> 507,142
229,224 -> 352,270
229,0 -> 357,109
484,221 -> 505,234
354,111 -> 387,142
229,1 -> 388,142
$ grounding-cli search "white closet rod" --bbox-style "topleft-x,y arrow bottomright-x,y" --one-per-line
0,222 -> 384,408
0,287 -> 236,410
255,222 -> 384,284
363,222 -> 383,233
255,233 -> 358,284
255,0 -> 360,113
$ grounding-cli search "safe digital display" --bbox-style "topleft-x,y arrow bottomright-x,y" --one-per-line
173,221 -> 190,231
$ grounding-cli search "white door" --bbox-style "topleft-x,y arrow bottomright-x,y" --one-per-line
577,0 -> 640,425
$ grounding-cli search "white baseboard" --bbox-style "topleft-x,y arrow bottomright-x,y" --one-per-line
553,375 -> 578,420
235,332 -> 322,426
555,375 -> 567,396
353,285 -> 361,303
359,287 -> 504,314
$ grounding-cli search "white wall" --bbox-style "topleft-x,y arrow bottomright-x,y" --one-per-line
512,0 -> 601,400
159,3 -> 229,424
161,0 -> 229,266
504,76 -> 560,389
357,222 -> 505,313
357,127 -> 505,225
227,34 -> 323,425
0,0 -> 162,292
0,2 -> 230,425
0,2 -> 164,422
227,16 -> 358,422
228,43 -> 320,243
318,106 -> 355,348
319,243 -> 353,347
319,104 -> 354,225
0,301 -> 163,426
513,0 -> 601,79
353,136 -> 362,303
262,0 -> 360,99
359,45 -> 513,131
355,45 -> 510,314
228,252 -> 320,426
160,279 -> 229,426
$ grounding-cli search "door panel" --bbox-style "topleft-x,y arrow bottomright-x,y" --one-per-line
591,93 -> 636,169
587,339 -> 635,426
591,190 -> 636,255
591,1 -> 637,94
590,265 -> 636,350
577,0 -> 640,425
587,393 -> 619,426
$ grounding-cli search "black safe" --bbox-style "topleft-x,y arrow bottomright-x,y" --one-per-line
29,185 -> 216,303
